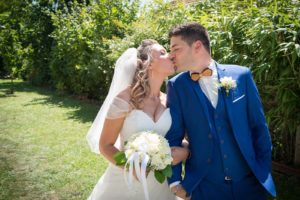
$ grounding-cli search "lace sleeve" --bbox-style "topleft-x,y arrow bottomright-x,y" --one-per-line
106,97 -> 131,119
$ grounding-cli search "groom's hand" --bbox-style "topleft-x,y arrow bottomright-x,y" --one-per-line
171,184 -> 191,200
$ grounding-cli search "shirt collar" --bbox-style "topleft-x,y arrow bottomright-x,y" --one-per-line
208,59 -> 216,72
189,59 -> 217,76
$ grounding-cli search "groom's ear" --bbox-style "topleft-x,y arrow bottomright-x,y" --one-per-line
193,40 -> 203,53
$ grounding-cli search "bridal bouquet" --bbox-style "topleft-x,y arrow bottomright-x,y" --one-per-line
113,131 -> 173,184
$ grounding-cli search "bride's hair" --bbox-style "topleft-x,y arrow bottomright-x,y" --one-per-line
130,39 -> 158,109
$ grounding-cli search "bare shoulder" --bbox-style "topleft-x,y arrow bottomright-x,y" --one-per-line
116,87 -> 131,103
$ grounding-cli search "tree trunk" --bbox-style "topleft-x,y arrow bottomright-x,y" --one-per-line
295,125 -> 300,167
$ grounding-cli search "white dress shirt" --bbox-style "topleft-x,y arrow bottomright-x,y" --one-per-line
197,60 -> 219,108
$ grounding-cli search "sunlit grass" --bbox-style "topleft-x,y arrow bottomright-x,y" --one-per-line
0,79 -> 107,200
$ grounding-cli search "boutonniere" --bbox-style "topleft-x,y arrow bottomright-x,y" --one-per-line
219,76 -> 237,96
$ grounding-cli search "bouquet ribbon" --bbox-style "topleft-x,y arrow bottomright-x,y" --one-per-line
123,152 -> 150,200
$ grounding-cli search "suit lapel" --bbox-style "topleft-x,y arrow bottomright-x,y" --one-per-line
188,74 -> 213,131
216,63 -> 238,137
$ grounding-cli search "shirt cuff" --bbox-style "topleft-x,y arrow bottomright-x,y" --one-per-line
169,181 -> 181,188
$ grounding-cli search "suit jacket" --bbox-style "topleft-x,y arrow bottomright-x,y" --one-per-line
165,63 -> 276,197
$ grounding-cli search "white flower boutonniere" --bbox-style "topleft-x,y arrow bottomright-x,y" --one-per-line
219,76 -> 237,96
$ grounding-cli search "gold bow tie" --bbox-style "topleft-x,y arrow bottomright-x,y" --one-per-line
190,68 -> 213,81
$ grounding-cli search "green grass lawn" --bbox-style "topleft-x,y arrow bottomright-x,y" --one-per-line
0,79 -> 299,200
0,79 -> 107,200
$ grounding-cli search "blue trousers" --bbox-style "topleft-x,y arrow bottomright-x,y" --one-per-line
191,174 -> 267,200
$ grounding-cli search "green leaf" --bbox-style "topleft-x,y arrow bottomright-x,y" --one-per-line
113,151 -> 126,166
161,165 -> 172,177
154,170 -> 165,184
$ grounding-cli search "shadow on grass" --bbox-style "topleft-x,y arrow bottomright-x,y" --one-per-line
0,137 -> 26,199
0,80 -> 101,124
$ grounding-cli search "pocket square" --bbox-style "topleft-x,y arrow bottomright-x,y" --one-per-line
232,94 -> 245,103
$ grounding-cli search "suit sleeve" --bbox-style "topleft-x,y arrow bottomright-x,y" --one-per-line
246,69 -> 272,170
165,80 -> 185,184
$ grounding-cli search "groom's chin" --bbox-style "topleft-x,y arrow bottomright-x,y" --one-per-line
175,68 -> 185,73
174,66 -> 183,73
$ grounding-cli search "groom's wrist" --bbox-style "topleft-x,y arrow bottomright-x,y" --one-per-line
169,181 -> 180,188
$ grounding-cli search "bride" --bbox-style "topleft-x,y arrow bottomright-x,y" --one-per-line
86,39 -> 189,200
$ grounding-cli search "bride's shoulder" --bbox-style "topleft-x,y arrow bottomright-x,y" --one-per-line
115,87 -> 131,104
106,87 -> 132,119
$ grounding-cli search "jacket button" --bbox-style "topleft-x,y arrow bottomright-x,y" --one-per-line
208,134 -> 213,139
207,158 -> 211,163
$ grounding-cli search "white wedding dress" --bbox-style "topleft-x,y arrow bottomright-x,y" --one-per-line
87,97 -> 178,200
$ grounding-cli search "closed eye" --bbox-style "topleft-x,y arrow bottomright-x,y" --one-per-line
172,48 -> 179,53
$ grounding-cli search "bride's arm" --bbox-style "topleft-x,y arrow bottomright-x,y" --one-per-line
99,117 -> 126,165
99,88 -> 131,166
100,113 -> 150,180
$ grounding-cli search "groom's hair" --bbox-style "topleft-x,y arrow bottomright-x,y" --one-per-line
169,22 -> 211,54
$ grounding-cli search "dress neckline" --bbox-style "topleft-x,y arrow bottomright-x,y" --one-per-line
132,108 -> 170,124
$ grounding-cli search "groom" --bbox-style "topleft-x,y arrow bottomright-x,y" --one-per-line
165,22 -> 276,200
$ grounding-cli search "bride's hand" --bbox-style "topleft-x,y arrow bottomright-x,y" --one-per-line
171,146 -> 190,165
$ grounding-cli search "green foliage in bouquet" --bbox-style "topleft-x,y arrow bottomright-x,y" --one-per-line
114,151 -> 172,184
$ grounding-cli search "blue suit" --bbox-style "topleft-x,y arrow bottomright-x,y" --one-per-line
165,63 -> 276,199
